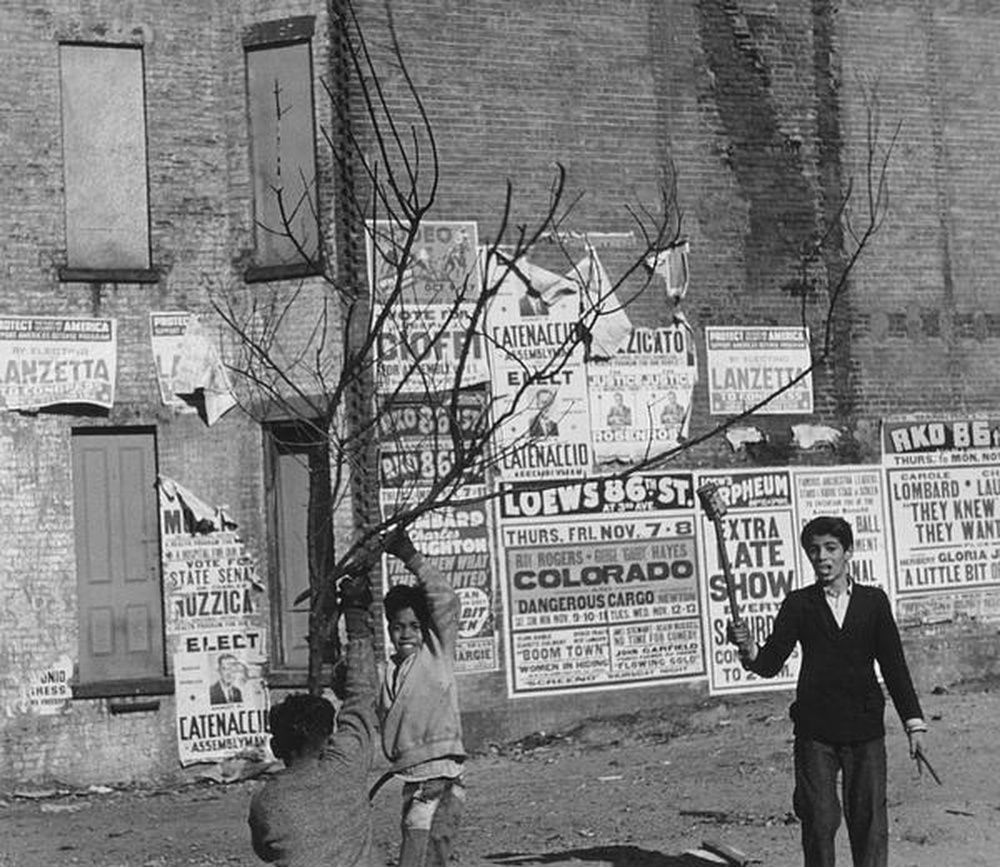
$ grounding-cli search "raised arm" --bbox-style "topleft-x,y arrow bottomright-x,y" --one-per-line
326,571 -> 378,762
384,528 -> 461,654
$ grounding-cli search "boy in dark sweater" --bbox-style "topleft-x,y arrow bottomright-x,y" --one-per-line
728,516 -> 927,867
248,572 -> 377,867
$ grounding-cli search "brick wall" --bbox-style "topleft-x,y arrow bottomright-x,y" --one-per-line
4,0 -> 1000,785
0,0 -> 336,787
837,1 -> 1000,428
347,0 -> 1000,743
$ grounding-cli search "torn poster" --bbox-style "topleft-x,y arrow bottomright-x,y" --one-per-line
645,240 -> 690,304
150,312 -> 236,425
158,475 -> 271,766
572,248 -> 633,358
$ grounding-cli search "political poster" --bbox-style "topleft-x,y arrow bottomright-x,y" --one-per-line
882,418 -> 1000,626
159,476 -> 271,766
588,325 -> 697,464
485,252 -> 592,481
0,315 -> 116,410
375,303 -> 489,393
792,467 -> 892,596
706,326 -> 812,416
149,312 -> 236,425
367,220 -> 487,391
696,469 -> 801,695
497,473 -> 704,696
173,651 -> 269,763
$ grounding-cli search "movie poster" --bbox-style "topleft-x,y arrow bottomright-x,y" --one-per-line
882,417 -> 1000,626
696,469 -> 801,696
792,466 -> 892,597
380,488 -> 499,674
497,473 -> 704,696
378,390 -> 500,673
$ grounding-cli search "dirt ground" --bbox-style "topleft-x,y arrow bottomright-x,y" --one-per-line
2,677 -> 998,867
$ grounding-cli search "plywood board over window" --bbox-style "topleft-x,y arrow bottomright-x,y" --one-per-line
244,15 -> 322,281
59,44 -> 153,278
264,419 -> 334,675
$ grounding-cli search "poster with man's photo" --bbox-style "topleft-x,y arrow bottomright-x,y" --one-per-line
588,325 -> 697,465
484,251 -> 592,481
159,476 -> 272,766
174,650 -> 269,764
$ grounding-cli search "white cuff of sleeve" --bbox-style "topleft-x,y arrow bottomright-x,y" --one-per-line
904,717 -> 927,733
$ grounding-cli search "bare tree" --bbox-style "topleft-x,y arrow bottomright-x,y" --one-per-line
211,1 -> 893,692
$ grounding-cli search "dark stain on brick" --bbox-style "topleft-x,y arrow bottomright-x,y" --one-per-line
696,0 -> 816,293
811,0 -> 857,429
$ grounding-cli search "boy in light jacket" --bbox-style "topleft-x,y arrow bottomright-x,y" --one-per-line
379,528 -> 467,867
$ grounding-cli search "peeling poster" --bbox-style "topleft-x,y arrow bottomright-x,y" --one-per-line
150,312 -> 236,425
158,476 -> 271,766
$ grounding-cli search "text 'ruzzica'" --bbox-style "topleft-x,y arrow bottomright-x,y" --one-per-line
174,587 -> 255,618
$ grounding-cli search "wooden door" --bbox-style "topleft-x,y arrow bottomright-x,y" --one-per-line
72,429 -> 163,683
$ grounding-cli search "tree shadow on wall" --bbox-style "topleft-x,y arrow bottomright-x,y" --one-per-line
487,844 -> 725,866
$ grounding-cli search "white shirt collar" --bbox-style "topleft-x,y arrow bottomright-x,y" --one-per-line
824,579 -> 852,598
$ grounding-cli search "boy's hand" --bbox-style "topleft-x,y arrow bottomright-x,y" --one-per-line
726,620 -> 757,660
383,526 -> 418,563
338,571 -> 373,639
338,571 -> 372,611
909,732 -> 942,784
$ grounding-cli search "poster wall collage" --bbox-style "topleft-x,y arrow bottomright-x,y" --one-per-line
366,221 -> 1000,702
4,222 -> 1000,768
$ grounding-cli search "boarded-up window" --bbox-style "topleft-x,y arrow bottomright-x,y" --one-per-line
265,422 -> 332,670
72,429 -> 164,686
245,26 -> 321,274
59,44 -> 151,270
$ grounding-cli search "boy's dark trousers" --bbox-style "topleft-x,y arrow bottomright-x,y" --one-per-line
793,736 -> 888,867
